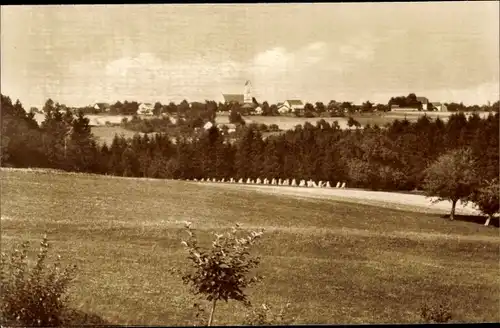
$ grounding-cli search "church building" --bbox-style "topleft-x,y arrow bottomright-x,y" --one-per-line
222,80 -> 256,110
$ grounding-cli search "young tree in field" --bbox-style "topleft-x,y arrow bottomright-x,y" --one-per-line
422,148 -> 479,220
261,101 -> 271,116
175,223 -> 264,326
469,179 -> 499,226
229,108 -> 245,125
153,102 -> 163,116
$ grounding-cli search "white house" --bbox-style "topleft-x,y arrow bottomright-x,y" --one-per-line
93,102 -> 111,112
254,106 -> 263,115
278,100 -> 304,113
416,97 -> 430,111
137,103 -> 154,115
203,121 -> 214,130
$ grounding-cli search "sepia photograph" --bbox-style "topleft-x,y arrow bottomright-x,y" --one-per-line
1,1 -> 499,326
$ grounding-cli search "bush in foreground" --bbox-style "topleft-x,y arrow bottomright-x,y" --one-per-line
173,223 -> 264,326
0,235 -> 77,326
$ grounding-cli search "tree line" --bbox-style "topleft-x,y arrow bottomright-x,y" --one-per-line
2,94 -> 498,193
41,93 -> 499,118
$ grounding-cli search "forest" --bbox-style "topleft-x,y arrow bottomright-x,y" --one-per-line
2,94 -> 498,192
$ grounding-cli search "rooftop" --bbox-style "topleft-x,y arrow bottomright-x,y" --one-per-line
286,100 -> 304,106
222,94 -> 244,104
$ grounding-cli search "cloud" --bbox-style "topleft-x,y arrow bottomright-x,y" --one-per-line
245,41 -> 334,101
54,36 -> 498,107
249,41 -> 329,80
65,52 -> 246,104
61,41 -> 335,105
424,81 -> 500,106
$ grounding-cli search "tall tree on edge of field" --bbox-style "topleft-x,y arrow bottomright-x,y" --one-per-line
422,148 -> 480,220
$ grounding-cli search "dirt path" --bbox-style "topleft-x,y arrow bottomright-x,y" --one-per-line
0,167 -> 484,216
201,182 -> 483,216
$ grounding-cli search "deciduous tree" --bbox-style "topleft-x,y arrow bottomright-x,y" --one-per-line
423,148 -> 479,220
469,179 -> 499,226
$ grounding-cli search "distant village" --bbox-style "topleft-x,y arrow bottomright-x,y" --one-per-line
28,80 -> 498,127
88,80 -> 455,117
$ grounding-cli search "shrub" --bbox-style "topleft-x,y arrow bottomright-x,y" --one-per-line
229,110 -> 245,125
347,116 -> 361,128
0,235 -> 77,326
258,123 -> 269,132
469,178 -> 499,226
173,222 -> 264,326
268,124 -> 280,132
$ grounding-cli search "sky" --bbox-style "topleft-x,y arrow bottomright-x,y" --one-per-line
1,2 -> 499,108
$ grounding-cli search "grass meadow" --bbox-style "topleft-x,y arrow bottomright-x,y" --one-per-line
32,111 -> 494,145
1,169 -> 499,325
227,111 -> 479,132
91,126 -> 148,146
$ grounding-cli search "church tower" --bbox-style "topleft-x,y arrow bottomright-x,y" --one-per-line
244,80 -> 252,104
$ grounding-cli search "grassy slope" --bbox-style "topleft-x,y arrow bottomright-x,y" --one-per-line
1,169 -> 499,325
91,126 -> 143,145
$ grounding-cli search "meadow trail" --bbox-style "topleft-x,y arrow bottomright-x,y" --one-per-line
200,181 -> 482,216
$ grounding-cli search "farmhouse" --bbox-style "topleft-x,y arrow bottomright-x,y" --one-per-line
431,102 -> 448,112
278,100 -> 304,114
93,102 -> 111,112
137,103 -> 154,115
416,96 -> 430,110
254,106 -> 263,115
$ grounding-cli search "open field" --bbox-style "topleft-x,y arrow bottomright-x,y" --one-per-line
202,182 -> 483,217
33,113 -> 135,127
217,111 -> 496,132
242,115 -> 352,130
32,111 -> 496,138
1,168 -> 499,325
91,126 -> 145,145
351,111 -> 495,127
215,113 -> 353,129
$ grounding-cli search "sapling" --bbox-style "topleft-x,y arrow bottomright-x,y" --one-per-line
175,222 -> 264,326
